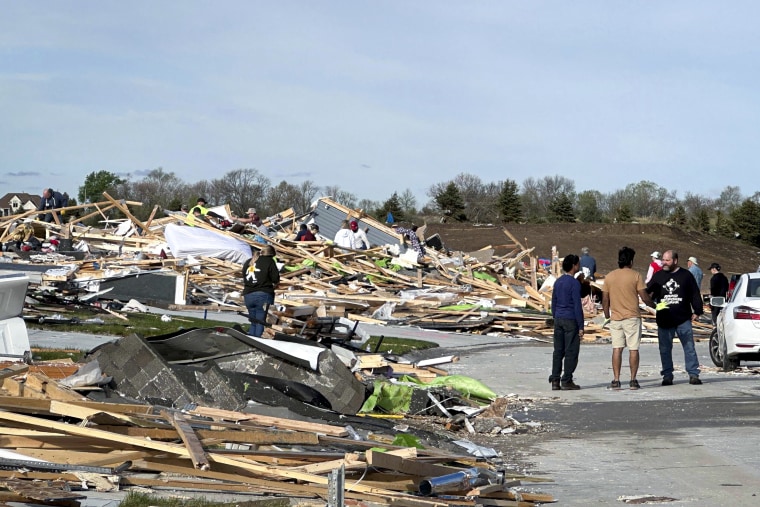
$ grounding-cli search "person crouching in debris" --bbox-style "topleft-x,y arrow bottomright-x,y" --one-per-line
392,223 -> 425,262
37,188 -> 68,223
242,245 -> 280,337
549,254 -> 584,391
184,197 -> 224,227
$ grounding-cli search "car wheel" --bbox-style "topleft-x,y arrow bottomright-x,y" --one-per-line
709,329 -> 723,367
721,338 -> 740,372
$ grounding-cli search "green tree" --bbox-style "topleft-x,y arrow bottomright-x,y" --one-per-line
548,192 -> 575,223
690,208 -> 710,233
577,190 -> 603,223
376,192 -> 405,223
730,199 -> 760,247
434,182 -> 467,222
616,203 -> 633,223
714,210 -> 734,238
78,170 -> 126,204
669,205 -> 687,228
497,179 -> 522,223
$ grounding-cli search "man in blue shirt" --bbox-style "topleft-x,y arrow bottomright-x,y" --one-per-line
687,256 -> 703,291
550,254 -> 585,390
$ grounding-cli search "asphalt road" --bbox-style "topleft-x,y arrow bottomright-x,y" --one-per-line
440,337 -> 760,507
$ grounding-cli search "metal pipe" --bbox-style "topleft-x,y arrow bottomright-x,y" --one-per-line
418,467 -> 484,496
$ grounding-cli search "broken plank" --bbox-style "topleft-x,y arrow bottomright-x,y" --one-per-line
189,405 -> 348,437
164,410 -> 210,471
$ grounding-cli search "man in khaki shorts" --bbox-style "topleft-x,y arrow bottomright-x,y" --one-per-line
602,246 -> 655,389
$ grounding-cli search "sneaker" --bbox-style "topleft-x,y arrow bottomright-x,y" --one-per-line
561,381 -> 581,390
610,380 -> 621,389
662,377 -> 674,386
689,376 -> 702,385
629,379 -> 640,390
551,380 -> 561,391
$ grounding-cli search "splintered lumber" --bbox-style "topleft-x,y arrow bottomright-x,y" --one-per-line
163,410 -> 210,470
188,405 -> 349,437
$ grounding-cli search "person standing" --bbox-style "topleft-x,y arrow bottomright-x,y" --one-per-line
645,251 -> 663,284
334,220 -> 355,249
708,262 -> 729,326
579,247 -> 597,281
549,254 -> 584,391
242,245 -> 280,337
687,256 -> 704,290
602,247 -> 654,390
647,250 -> 703,386
350,220 -> 370,250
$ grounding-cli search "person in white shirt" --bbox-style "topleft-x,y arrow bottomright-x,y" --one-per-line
350,220 -> 370,250
333,220 -> 355,249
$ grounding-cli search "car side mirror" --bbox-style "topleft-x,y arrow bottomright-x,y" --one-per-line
710,296 -> 725,307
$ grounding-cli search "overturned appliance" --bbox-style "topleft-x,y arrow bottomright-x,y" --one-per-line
0,272 -> 31,363
87,327 -> 367,415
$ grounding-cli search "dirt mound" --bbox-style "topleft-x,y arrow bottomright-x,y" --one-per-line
425,222 -> 760,284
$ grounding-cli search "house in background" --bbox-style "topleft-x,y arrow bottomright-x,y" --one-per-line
0,193 -> 40,217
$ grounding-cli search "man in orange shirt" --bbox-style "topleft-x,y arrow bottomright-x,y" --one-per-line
602,246 -> 655,390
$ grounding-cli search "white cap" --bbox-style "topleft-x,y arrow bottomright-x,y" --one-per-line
688,256 -> 698,265
650,251 -> 660,259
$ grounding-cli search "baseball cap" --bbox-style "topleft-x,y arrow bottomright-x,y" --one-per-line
688,256 -> 698,265
709,262 -> 721,271
650,251 -> 660,259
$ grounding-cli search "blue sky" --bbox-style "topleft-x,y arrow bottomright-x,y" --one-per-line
1,1 -> 758,205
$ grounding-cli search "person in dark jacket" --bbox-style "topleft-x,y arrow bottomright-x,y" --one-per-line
647,250 -> 704,386
549,254 -> 585,391
579,246 -> 597,281
294,223 -> 315,241
37,188 -> 67,223
709,262 -> 729,326
242,245 -> 280,337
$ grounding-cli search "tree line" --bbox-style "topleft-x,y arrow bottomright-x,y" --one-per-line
70,168 -> 760,248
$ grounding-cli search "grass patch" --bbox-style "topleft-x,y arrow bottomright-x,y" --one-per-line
117,491 -> 291,507
25,309 -> 237,337
31,348 -> 86,362
364,336 -> 438,355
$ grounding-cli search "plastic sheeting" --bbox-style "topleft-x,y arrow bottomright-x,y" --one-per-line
164,223 -> 252,264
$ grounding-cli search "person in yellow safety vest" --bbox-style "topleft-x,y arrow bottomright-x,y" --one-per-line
184,197 -> 224,226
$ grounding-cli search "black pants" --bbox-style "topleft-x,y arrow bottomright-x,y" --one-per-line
550,317 -> 581,383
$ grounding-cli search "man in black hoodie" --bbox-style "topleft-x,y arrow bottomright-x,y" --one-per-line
242,245 -> 280,337
647,250 -> 703,386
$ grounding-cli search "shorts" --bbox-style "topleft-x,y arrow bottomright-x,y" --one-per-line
610,318 -> 642,350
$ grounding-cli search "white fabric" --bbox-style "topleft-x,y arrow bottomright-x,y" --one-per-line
164,223 -> 252,264
334,228 -> 354,248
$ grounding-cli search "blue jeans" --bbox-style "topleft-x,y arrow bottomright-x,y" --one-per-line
244,291 -> 274,337
657,320 -> 700,378
550,318 -> 580,383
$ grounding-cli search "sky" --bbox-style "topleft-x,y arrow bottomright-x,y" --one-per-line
1,1 -> 759,206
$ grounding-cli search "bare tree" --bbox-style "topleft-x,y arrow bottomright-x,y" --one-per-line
323,185 -> 357,209
266,181 -> 304,216
521,175 -> 576,222
129,167 -> 187,219
717,185 -> 743,214
295,180 -> 321,214
209,169 -> 271,216
397,189 -> 418,217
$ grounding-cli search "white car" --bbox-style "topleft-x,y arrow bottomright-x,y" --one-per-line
710,272 -> 760,371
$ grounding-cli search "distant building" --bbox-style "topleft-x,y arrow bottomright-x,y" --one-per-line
0,193 -> 41,217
